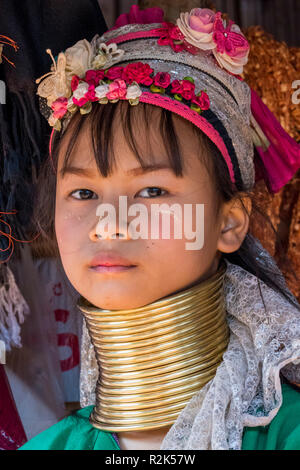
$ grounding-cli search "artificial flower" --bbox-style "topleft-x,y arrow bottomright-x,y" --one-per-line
106,79 -> 127,100
51,96 -> 68,119
71,75 -> 80,92
176,8 -> 216,50
48,112 -> 61,131
85,70 -> 105,86
123,62 -> 154,86
171,79 -> 195,100
157,22 -> 186,53
212,12 -> 250,74
91,51 -> 108,69
126,82 -> 142,100
72,82 -> 96,107
94,83 -> 110,99
65,39 -> 94,80
191,91 -> 210,110
94,42 -> 125,69
154,72 -> 171,89
105,66 -> 124,80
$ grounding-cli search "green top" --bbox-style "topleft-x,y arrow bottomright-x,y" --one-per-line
19,383 -> 300,450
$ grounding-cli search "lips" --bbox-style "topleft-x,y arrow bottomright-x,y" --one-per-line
90,251 -> 136,269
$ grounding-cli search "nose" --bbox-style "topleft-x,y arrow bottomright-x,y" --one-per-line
89,200 -> 130,241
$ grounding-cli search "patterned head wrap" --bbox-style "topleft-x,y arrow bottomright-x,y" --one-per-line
36,5 -> 300,194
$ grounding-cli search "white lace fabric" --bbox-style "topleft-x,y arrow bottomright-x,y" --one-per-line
0,263 -> 30,351
80,236 -> 300,450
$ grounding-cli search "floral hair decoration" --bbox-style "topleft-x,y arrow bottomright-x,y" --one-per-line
36,4 -> 300,195
50,64 -> 210,128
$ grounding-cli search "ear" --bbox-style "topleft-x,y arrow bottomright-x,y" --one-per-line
217,195 -> 252,254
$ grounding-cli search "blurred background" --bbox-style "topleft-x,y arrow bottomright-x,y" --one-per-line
99,0 -> 300,46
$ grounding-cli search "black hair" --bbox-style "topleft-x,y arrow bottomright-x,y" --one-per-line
32,100 -> 300,313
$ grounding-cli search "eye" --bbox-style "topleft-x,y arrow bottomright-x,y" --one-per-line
69,189 -> 98,200
136,187 -> 168,198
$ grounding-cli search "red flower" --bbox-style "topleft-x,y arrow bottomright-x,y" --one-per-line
171,79 -> 195,100
191,91 -> 210,110
123,62 -> 154,86
51,97 -> 68,119
105,66 -> 124,80
85,70 -> 105,86
154,72 -> 171,89
71,75 -> 80,92
158,22 -> 185,53
86,84 -> 98,102
157,22 -> 198,54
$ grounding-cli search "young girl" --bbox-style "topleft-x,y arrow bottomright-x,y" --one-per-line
19,5 -> 300,450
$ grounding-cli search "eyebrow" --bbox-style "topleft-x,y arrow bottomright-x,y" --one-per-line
59,163 -> 173,178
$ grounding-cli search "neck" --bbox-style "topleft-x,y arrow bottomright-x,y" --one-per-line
77,259 -> 229,432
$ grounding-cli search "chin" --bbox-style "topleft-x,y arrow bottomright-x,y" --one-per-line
89,297 -> 150,311
80,286 -> 149,311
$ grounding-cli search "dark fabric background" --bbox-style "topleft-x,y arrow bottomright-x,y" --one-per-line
0,0 -> 107,265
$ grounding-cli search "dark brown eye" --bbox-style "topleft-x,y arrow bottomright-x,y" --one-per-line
137,187 -> 167,198
70,189 -> 97,200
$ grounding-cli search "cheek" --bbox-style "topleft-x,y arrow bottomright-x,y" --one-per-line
55,204 -> 87,256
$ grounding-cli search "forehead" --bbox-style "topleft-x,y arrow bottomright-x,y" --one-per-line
56,103 -> 204,175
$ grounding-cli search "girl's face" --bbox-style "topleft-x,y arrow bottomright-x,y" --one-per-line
55,107 -> 226,309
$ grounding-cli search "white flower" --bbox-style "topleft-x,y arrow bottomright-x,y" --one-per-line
95,84 -> 110,99
48,112 -> 61,131
65,39 -> 94,79
92,52 -> 108,69
98,42 -> 125,68
126,82 -> 142,100
67,97 -> 77,113
73,82 -> 90,100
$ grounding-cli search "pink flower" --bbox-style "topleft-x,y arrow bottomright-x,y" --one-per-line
71,75 -> 80,92
105,66 -> 124,80
191,91 -> 210,110
85,70 -> 105,86
51,97 -> 68,119
123,62 -> 154,86
154,72 -> 171,89
106,79 -> 127,100
212,12 -> 250,74
171,79 -> 195,100
176,9 -> 216,51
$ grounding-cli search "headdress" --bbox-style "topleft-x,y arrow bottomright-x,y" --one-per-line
36,4 -> 300,194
